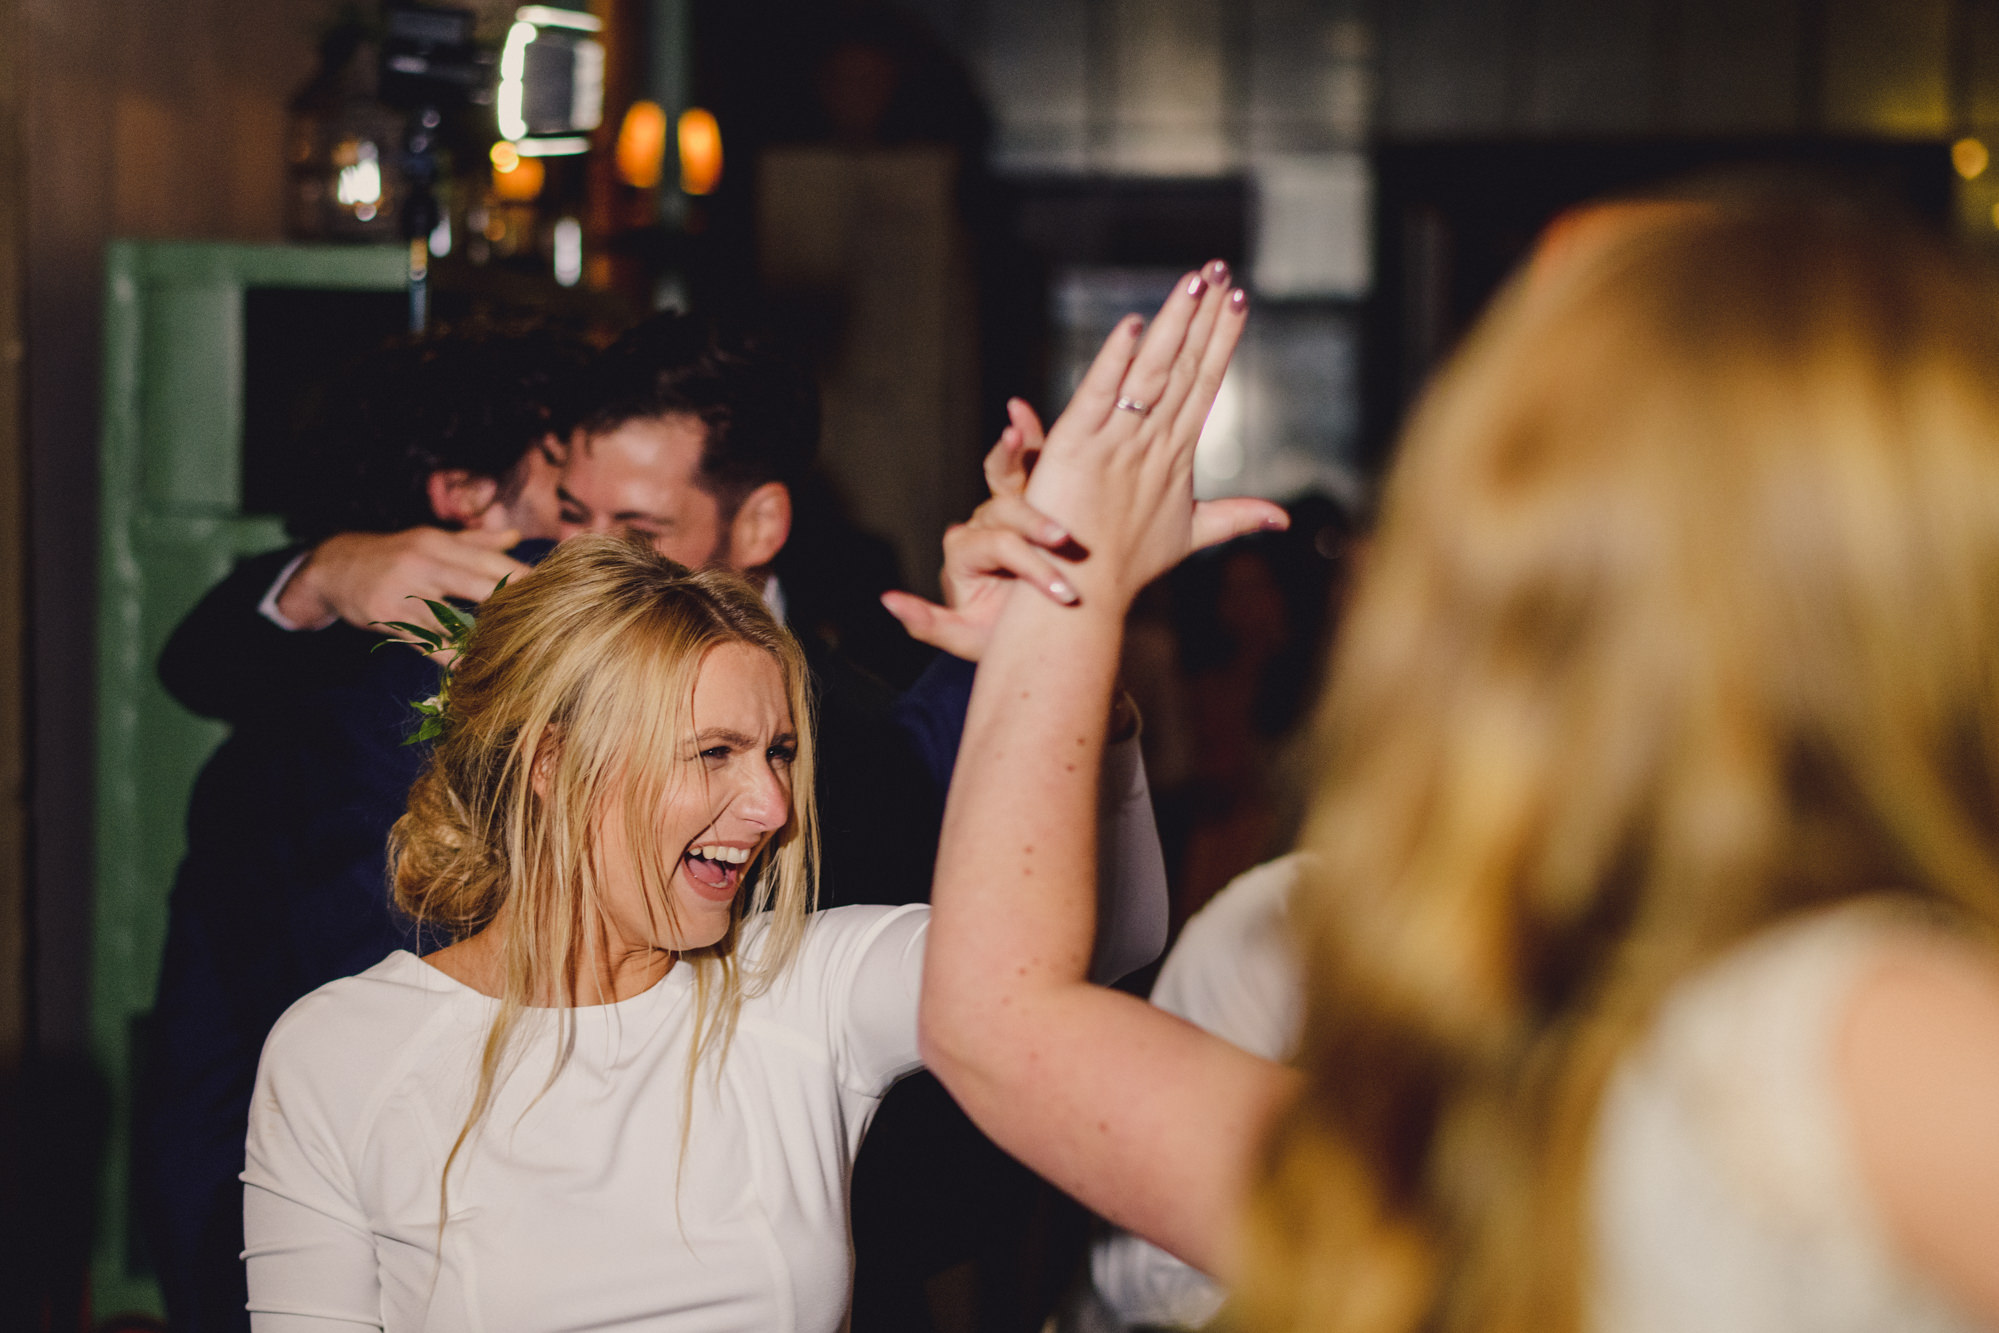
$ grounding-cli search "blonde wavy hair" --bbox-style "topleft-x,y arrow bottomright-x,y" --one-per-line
388,533 -> 818,1198
1234,198 -> 1999,1333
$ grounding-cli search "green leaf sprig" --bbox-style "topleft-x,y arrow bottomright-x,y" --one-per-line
373,583 -> 500,745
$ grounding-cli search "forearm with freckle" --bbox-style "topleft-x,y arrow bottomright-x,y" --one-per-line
926,584 -> 1121,1028
920,582 -> 1292,1277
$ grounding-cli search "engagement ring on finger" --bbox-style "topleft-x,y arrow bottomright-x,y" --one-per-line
1115,396 -> 1151,415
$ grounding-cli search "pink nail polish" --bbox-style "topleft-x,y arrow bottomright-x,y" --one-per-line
1207,259 -> 1230,284
1186,274 -> 1206,297
1051,579 -> 1078,604
1229,287 -> 1249,311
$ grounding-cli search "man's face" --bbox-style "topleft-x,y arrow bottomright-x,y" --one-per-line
556,413 -> 734,570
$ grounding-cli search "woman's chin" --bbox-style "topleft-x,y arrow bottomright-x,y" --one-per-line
670,871 -> 739,944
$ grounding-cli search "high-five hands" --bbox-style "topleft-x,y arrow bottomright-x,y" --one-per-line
1023,260 -> 1286,610
884,260 -> 1284,658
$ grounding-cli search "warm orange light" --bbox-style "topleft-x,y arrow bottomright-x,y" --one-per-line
678,107 -> 722,196
616,100 -> 669,189
1956,137 -> 1990,181
492,153 -> 545,201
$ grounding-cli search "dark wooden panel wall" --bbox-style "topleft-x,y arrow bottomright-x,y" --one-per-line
21,0 -> 328,1063
0,0 -> 28,1314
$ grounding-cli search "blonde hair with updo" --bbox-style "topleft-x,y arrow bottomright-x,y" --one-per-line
388,533 -> 818,1203
1233,198 -> 1999,1333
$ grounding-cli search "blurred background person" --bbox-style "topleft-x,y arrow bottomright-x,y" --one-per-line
919,198 -> 1999,1333
158,324 -> 587,721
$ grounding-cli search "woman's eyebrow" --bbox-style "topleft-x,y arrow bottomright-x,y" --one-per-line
693,728 -> 760,747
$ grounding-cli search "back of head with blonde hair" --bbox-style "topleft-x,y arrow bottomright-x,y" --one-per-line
388,533 -> 818,1196
1234,196 -> 1999,1333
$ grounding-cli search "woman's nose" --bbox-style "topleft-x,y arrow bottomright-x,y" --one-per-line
734,761 -> 790,831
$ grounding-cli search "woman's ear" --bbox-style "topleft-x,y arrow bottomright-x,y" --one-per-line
724,481 -> 792,572
529,729 -> 561,799
428,469 -> 502,528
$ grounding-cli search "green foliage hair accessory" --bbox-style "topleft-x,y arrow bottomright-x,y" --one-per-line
373,582 -> 502,745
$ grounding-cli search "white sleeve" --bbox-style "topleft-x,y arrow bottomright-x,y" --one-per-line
1082,856 -> 1305,1330
1090,1228 -> 1228,1330
243,1009 -> 385,1330
257,550 -> 337,631
1090,736 -> 1169,984
1149,853 -> 1306,1060
817,904 -> 929,1095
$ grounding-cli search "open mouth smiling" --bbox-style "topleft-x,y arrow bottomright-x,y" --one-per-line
681,841 -> 757,900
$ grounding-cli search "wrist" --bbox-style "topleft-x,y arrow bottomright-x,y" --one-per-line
986,581 -> 1126,712
272,548 -> 339,631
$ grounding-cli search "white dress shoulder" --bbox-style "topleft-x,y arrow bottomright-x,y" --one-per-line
1591,900 -> 1990,1333
243,904 -> 928,1333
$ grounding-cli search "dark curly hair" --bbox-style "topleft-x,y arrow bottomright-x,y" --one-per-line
573,312 -> 819,514
287,323 -> 590,543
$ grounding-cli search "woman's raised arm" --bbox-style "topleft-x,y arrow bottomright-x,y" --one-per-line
919,263 -> 1299,1278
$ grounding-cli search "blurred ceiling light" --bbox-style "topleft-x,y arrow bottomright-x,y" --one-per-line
498,20 -> 535,141
617,100 -> 669,189
554,217 -> 584,287
492,153 -> 545,201
333,138 -> 384,222
679,107 -> 722,195
490,141 -> 521,172
498,6 -> 603,155
515,136 -> 590,157
516,4 -> 599,30
1955,137 -> 1990,180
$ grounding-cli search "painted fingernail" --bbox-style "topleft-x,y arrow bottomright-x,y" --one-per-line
1043,522 -> 1070,545
1206,259 -> 1230,284
1186,274 -> 1207,297
1229,287 -> 1249,311
1050,578 -> 1080,604
1124,315 -> 1144,335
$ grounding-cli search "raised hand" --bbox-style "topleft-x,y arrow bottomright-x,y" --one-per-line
1021,260 -> 1286,611
880,402 -> 1079,661
984,396 -> 1046,498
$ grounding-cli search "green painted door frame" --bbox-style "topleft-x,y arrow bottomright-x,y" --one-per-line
93,240 -> 404,1315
